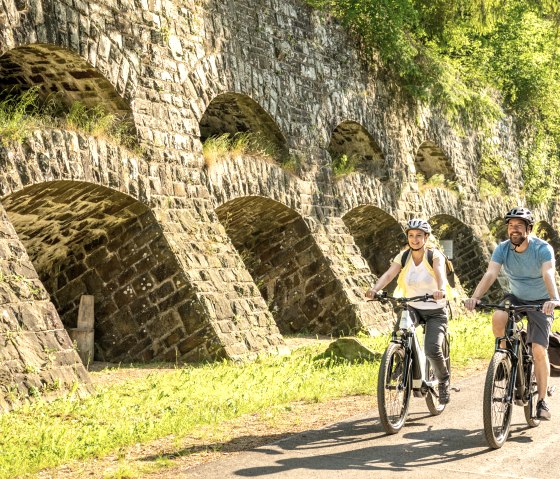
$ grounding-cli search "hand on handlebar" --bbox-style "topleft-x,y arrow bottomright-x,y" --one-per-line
542,300 -> 560,316
432,290 -> 446,301
366,288 -> 385,300
463,297 -> 480,312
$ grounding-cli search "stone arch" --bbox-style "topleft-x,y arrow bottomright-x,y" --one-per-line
0,44 -> 136,139
199,92 -> 289,163
1,180 -> 205,363
430,214 -> 490,296
415,140 -> 457,185
328,121 -> 387,179
488,217 -> 508,245
533,221 -> 560,271
342,206 -> 404,292
215,196 -> 354,335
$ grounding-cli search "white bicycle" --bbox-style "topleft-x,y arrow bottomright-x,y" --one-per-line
372,293 -> 451,434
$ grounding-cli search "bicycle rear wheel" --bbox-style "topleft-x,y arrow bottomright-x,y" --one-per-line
524,361 -> 541,427
425,332 -> 450,415
483,352 -> 513,449
377,342 -> 411,434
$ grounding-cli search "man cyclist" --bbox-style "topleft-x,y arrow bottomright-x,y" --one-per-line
366,218 -> 451,404
464,207 -> 560,420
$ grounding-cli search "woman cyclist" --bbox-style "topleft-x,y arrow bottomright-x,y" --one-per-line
366,218 -> 451,404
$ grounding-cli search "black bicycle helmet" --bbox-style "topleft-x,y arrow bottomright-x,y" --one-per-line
504,207 -> 534,226
404,218 -> 431,234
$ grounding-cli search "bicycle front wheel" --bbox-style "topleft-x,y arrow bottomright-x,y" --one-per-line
377,342 -> 411,434
524,361 -> 541,428
483,352 -> 513,449
425,332 -> 450,415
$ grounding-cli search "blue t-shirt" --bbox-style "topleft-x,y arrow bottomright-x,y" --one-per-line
491,237 -> 554,301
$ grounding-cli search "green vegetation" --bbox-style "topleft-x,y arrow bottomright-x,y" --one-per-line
0,312 -> 502,478
332,153 -> 359,177
202,132 -> 282,167
0,88 -> 136,149
416,172 -> 458,193
305,1 -> 560,205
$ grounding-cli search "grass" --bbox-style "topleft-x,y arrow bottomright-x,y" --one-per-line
202,132 -> 281,168
0,311 -> 556,478
0,88 -> 136,150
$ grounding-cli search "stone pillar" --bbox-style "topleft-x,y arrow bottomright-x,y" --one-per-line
0,204 -> 93,412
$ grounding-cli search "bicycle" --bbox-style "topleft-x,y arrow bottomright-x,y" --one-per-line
372,292 -> 451,434
475,300 -> 541,449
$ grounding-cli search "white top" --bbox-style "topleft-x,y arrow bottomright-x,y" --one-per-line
393,249 -> 446,310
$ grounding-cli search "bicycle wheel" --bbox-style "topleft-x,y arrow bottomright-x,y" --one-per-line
377,342 -> 412,434
425,333 -> 450,415
524,361 -> 541,427
483,352 -> 513,449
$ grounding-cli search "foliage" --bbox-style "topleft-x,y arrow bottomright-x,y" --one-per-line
0,88 -> 43,144
304,0 -> 560,205
0,312 -> 497,478
332,153 -> 358,177
202,132 -> 281,168
0,88 -> 136,149
416,172 -> 458,193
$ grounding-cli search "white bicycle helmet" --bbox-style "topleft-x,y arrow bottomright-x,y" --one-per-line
504,207 -> 534,226
405,218 -> 431,234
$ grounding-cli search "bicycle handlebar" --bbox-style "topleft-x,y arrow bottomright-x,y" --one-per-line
474,302 -> 543,313
369,292 -> 436,304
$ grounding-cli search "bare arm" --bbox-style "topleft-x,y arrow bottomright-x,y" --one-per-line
464,261 -> 502,311
541,260 -> 560,315
365,262 -> 401,299
432,254 -> 446,300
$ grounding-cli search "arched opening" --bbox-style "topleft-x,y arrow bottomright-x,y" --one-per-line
534,221 -> 560,273
430,214 -> 492,297
328,121 -> 387,179
200,93 -> 288,167
342,206 -> 404,293
415,141 -> 457,191
216,196 -> 353,335
2,181 -> 203,363
0,44 -> 136,147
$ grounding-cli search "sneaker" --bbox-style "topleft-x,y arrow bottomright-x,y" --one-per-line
438,380 -> 450,405
537,399 -> 551,420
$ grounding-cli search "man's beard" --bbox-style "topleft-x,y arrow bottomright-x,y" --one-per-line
510,233 -> 527,247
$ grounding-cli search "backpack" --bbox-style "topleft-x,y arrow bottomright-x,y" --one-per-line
400,247 -> 456,288
550,332 -> 560,377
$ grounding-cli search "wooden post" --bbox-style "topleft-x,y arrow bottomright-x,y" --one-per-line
68,295 -> 95,367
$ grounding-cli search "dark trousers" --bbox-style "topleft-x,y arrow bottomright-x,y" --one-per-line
409,306 -> 450,382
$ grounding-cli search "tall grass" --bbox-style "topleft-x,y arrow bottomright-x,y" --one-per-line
0,312 -> 529,478
0,89 -> 136,149
202,132 -> 281,168
0,88 -> 43,144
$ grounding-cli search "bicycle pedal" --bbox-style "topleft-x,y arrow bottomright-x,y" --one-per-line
547,385 -> 556,397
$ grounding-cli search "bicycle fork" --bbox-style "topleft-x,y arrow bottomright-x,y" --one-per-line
495,337 -> 521,406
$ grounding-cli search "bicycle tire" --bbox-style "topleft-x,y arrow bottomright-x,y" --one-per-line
377,342 -> 411,434
483,352 -> 513,449
425,332 -> 450,415
524,362 -> 541,427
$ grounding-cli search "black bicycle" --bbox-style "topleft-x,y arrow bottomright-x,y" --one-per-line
476,301 -> 541,448
372,293 -> 451,434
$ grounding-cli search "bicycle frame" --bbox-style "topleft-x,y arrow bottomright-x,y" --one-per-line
388,297 -> 437,397
478,300 -> 542,448
493,309 -> 532,406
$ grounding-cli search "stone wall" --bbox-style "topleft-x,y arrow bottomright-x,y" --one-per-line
1,0 -> 559,411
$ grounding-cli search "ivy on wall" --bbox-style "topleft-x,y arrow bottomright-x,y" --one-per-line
305,0 -> 560,205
